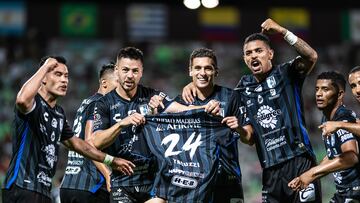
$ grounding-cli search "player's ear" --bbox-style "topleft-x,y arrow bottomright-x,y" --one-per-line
269,49 -> 274,60
215,68 -> 219,77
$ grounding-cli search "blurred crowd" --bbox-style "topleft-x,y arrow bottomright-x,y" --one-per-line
1,29 -> 360,202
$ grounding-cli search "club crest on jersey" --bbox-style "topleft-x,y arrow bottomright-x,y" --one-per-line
254,105 -> 281,129
171,175 -> 198,189
266,76 -> 276,88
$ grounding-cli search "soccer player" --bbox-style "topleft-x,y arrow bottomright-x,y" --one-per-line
1,56 -> 135,203
289,71 -> 360,202
319,66 -> 360,137
91,47 -> 219,203
175,47 -> 246,202
60,63 -> 118,203
183,18 -> 322,202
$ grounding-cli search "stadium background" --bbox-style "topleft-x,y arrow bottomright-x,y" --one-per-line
1,0 -> 360,202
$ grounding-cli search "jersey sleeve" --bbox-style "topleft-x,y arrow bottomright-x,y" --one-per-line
93,100 -> 110,132
85,102 -> 96,122
335,112 -> 357,145
226,91 -> 249,126
60,118 -> 74,141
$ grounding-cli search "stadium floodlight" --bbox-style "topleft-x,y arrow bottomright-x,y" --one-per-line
201,0 -> 219,8
184,0 -> 201,9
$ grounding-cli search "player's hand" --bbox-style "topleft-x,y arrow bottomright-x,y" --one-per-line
204,99 -> 220,116
111,157 -> 136,176
261,18 -> 287,35
105,174 -> 111,192
288,170 -> 314,191
221,116 -> 239,129
182,82 -> 197,104
119,113 -> 145,127
43,57 -> 58,72
148,94 -> 166,114
318,121 -> 341,137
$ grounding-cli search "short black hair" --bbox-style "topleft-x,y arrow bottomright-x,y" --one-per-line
349,66 -> 360,75
244,33 -> 271,48
39,55 -> 67,67
99,63 -> 115,80
189,48 -> 217,68
116,47 -> 144,64
317,71 -> 346,92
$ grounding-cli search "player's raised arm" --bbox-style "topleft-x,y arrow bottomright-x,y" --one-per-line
261,18 -> 318,75
16,58 -> 59,113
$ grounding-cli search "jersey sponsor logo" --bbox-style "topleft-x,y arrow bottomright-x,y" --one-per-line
245,87 -> 251,95
171,175 -> 198,189
169,168 -> 205,178
42,144 -> 57,168
113,113 -> 122,122
266,76 -> 276,88
254,105 -> 281,129
65,166 -> 81,174
299,183 -> 315,202
51,118 -> 58,128
40,123 -> 47,135
270,89 -> 276,96
37,171 -> 52,187
333,171 -> 343,184
43,112 -> 49,122
264,135 -> 286,151
255,85 -> 262,92
50,131 -> 55,142
257,95 -> 263,104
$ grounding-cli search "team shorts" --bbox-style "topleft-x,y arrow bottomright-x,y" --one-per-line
2,184 -> 51,203
213,167 -> 244,203
60,188 -> 109,203
110,184 -> 153,203
262,153 -> 322,203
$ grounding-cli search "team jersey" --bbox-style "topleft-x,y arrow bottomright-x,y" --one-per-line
93,85 -> 172,187
3,94 -> 73,198
60,93 -> 106,193
321,105 -> 360,191
234,61 -> 314,168
143,109 -> 234,202
175,85 -> 242,182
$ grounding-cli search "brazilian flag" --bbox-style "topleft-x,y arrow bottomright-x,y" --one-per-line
60,3 -> 97,37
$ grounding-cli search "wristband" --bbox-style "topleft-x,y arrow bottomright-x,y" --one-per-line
103,154 -> 114,166
284,30 -> 298,46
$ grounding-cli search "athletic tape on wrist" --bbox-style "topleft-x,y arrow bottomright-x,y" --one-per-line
284,30 -> 298,46
103,154 -> 114,166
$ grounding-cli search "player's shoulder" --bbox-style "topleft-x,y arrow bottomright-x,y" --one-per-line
334,105 -> 357,123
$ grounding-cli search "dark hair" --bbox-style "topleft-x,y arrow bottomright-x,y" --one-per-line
349,66 -> 360,75
317,71 -> 346,92
117,47 -> 144,64
39,55 -> 67,67
99,63 -> 115,80
244,33 -> 271,48
189,48 -> 217,68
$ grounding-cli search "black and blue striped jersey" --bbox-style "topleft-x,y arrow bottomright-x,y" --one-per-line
60,93 -> 107,193
143,109 -> 234,202
3,94 -> 73,198
93,85 -> 172,187
234,61 -> 315,168
175,85 -> 242,183
321,105 -> 360,191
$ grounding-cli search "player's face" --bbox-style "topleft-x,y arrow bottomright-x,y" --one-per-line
116,58 -> 143,93
315,79 -> 338,110
189,57 -> 217,89
349,71 -> 360,103
44,63 -> 69,97
243,40 -> 274,79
